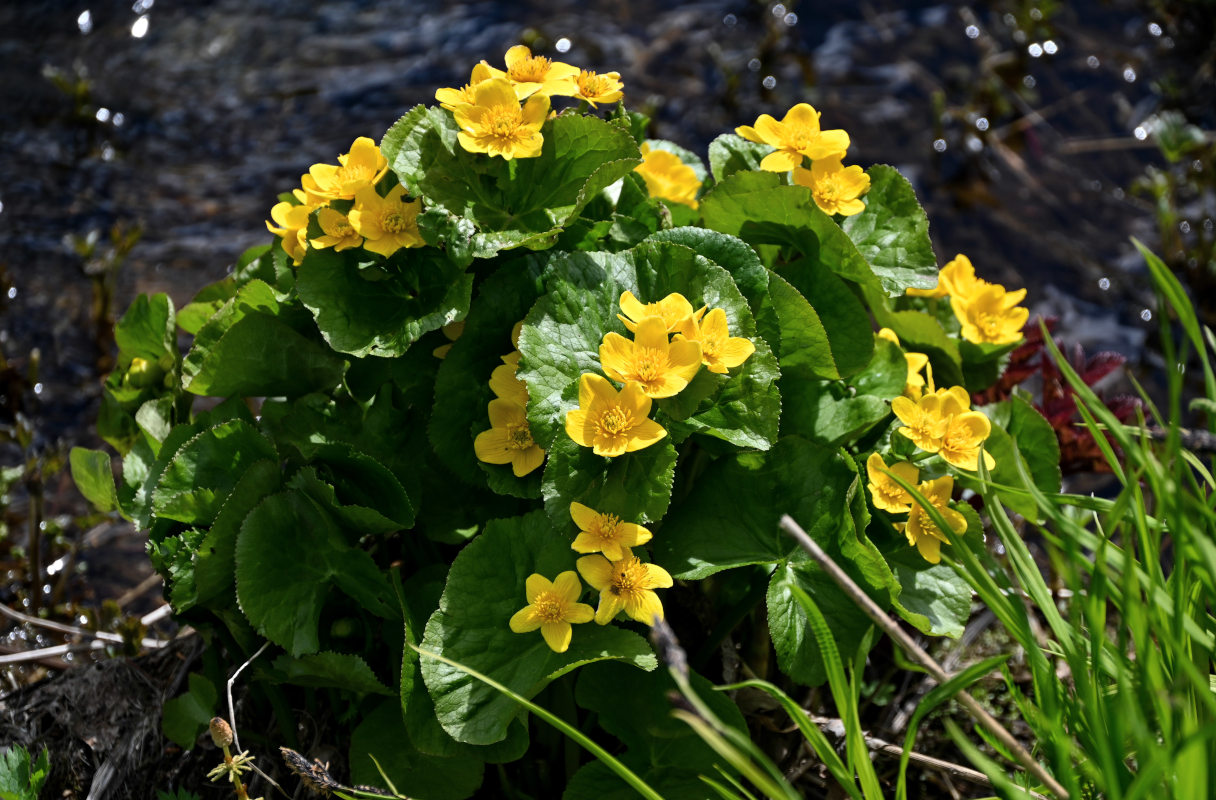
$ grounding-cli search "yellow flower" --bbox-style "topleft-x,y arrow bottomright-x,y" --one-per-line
434,63 -> 495,111
897,476 -> 967,564
490,360 -> 530,407
865,453 -> 920,514
600,316 -> 702,399
569,502 -> 652,562
348,184 -> 424,258
907,253 -> 988,299
573,69 -> 624,107
939,410 -> 996,472
309,207 -> 363,252
617,291 -> 704,334
265,200 -> 314,266
792,155 -> 870,216
674,308 -> 755,374
891,391 -> 951,452
735,104 -> 851,172
432,321 -> 465,359
484,45 -> 580,99
474,399 -> 545,477
951,283 -> 1029,346
634,143 -> 702,209
565,374 -> 667,457
453,77 -> 549,160
877,328 -> 929,398
576,553 -> 673,625
508,571 -> 594,653
301,137 -> 389,202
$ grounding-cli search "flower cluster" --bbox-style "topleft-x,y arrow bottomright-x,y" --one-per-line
437,46 -> 625,160
892,380 -> 996,473
510,501 -> 673,653
565,291 -> 754,456
736,104 -> 871,217
475,322 -> 546,477
907,254 -> 1030,345
265,137 -> 423,265
867,455 -> 967,564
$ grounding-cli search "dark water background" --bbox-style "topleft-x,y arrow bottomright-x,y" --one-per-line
0,0 -> 1211,614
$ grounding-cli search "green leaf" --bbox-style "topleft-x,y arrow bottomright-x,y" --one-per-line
429,255 -> 547,485
766,558 -> 879,686
851,338 -> 909,400
887,543 -> 971,638
760,270 -> 840,380
350,699 -> 486,800
70,447 -> 118,513
151,420 -> 278,526
296,245 -> 472,358
839,165 -> 938,295
193,459 -> 281,609
181,279 -> 346,398
115,292 -> 176,361
161,673 -> 216,749
779,257 -> 874,380
707,133 -> 769,183
382,107 -> 641,257
646,227 -> 768,310
700,170 -> 879,291
780,379 -> 891,447
0,745 -> 50,800
541,434 -> 677,529
421,511 -> 657,745
568,661 -> 746,794
235,489 -> 396,655
177,277 -> 236,335
656,437 -> 858,579
269,651 -> 393,695
308,442 -> 415,529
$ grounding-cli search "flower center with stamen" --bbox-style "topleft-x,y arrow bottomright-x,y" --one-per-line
592,514 -> 622,542
380,211 -> 406,234
912,501 -> 946,536
608,557 -> 646,597
815,178 -> 841,204
337,162 -> 374,184
532,592 -> 565,622
633,348 -> 666,384
597,406 -> 631,436
510,56 -> 551,83
508,423 -> 534,450
485,104 -> 524,138
578,71 -> 608,96
877,483 -> 906,506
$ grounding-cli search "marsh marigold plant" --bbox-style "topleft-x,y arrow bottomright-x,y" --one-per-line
77,43 -> 1068,800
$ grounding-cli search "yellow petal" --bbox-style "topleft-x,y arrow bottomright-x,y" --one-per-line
570,502 -> 598,531
525,574 -> 553,603
552,571 -> 582,603
620,522 -> 652,547
643,562 -> 674,588
520,93 -> 551,128
633,316 -> 670,350
504,45 -> 532,70
734,124 -> 762,143
474,428 -> 514,464
487,398 -> 527,428
541,621 -> 572,653
576,554 -> 614,591
512,445 -> 545,477
916,534 -> 942,564
625,418 -> 667,452
567,603 -> 595,624
509,606 -> 541,633
718,337 -> 755,369
599,333 -> 635,383
759,149 -> 802,172
617,381 -> 653,418
565,409 -> 591,446
595,592 -> 625,625
751,114 -> 783,145
625,590 -> 664,625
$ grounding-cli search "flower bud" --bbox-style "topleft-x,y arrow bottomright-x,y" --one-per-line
209,717 -> 234,748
